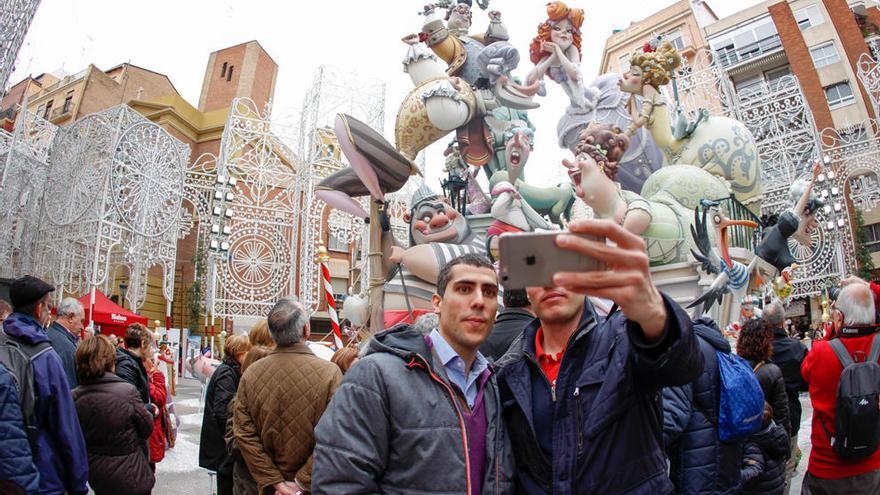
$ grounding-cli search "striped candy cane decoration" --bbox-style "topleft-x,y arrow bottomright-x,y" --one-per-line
320,261 -> 344,349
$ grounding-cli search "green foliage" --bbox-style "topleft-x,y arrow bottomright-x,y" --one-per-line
187,246 -> 206,331
853,209 -> 876,280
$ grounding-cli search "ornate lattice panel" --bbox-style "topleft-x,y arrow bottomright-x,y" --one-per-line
857,52 -> 880,119
663,48 -> 739,120
0,0 -> 40,91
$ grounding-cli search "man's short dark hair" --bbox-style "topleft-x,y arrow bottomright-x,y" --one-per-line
503,288 -> 530,308
436,253 -> 494,296
124,322 -> 151,349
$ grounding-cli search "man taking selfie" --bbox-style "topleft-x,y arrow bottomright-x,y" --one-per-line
496,219 -> 703,494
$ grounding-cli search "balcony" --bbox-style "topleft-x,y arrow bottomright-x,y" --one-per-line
50,106 -> 73,123
716,34 -> 783,69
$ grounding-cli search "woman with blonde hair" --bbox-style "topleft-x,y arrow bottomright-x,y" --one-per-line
330,344 -> 360,374
618,41 -> 681,135
199,334 -> 251,495
247,319 -> 275,348
73,335 -> 155,494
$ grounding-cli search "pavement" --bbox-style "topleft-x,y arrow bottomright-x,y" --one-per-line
154,378 -> 215,495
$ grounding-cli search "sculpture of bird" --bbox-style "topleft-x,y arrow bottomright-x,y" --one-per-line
688,200 -> 759,326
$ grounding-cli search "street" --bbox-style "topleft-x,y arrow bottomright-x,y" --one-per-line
154,378 -> 214,495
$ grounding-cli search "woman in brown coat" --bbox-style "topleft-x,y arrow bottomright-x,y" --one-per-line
73,335 -> 155,495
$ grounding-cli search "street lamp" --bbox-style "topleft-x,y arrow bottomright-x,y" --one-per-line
119,281 -> 128,309
440,170 -> 468,216
817,161 -> 848,278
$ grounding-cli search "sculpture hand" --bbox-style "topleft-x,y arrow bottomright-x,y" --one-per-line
389,246 -> 406,264
541,41 -> 557,54
552,219 -> 668,340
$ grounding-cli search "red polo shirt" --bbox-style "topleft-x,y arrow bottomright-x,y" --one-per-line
535,327 -> 564,388
802,333 -> 880,479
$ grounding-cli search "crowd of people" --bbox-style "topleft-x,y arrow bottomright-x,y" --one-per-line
2,219 -> 880,495
0,276 -> 175,495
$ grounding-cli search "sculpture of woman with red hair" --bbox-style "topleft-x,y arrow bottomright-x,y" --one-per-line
526,2 -> 587,108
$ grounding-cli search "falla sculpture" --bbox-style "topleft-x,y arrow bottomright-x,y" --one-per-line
315,1 -> 808,332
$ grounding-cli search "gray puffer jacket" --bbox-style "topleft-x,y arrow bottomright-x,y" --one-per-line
312,324 -> 515,495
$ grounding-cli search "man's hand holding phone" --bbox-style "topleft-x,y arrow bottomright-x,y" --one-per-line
552,219 -> 667,341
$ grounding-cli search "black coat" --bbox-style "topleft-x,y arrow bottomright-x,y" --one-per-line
116,347 -> 150,406
496,295 -> 703,495
46,322 -> 79,388
481,308 -> 534,362
770,327 -> 808,437
748,359 -> 791,436
73,373 -> 155,495
740,421 -> 791,495
663,318 -> 743,495
199,356 -> 241,473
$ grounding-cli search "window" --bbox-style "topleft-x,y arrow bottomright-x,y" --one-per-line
62,92 -> 74,113
226,66 -> 234,82
43,100 -> 52,119
794,4 -> 824,31
810,42 -> 840,68
666,30 -> 685,51
221,62 -> 228,78
863,223 -> 880,253
330,277 -> 348,295
328,232 -> 348,252
618,53 -> 630,73
765,66 -> 791,88
825,82 -> 855,109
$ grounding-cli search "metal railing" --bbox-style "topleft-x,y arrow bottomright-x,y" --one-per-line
713,194 -> 763,252
716,34 -> 782,69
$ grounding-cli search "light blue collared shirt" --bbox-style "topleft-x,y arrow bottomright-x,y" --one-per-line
428,328 -> 489,408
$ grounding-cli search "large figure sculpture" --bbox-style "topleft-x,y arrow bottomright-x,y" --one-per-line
566,124 -> 730,265
619,41 -> 762,210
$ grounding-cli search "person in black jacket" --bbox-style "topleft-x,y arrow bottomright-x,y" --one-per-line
480,288 -> 534,361
738,319 -> 791,436
740,402 -> 791,495
663,317 -> 744,494
199,334 -> 251,495
763,301 -> 807,489
46,297 -> 84,388
115,323 -> 154,410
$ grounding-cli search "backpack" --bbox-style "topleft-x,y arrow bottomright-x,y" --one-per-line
716,350 -> 764,442
0,331 -> 52,450
822,336 -> 880,460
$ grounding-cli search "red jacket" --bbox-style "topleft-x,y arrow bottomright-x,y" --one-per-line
148,370 -> 167,464
801,333 -> 880,479
872,282 -> 880,309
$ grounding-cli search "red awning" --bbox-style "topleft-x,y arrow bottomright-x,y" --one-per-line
79,290 -> 148,334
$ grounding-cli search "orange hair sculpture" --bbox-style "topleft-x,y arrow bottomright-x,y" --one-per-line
529,2 -> 585,66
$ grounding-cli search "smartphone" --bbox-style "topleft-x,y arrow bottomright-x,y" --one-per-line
497,231 -> 606,289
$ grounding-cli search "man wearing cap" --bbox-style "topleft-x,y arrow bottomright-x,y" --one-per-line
2,275 -> 89,495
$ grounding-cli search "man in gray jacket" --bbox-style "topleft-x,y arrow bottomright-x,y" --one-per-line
312,253 -> 515,494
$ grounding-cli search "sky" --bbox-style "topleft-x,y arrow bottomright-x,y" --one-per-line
10,0 -> 765,189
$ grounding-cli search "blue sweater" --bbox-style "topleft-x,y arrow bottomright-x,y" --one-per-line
4,313 -> 89,495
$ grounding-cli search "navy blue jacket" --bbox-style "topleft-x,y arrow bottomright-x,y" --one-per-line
740,421 -> 790,495
663,318 -> 742,495
0,363 -> 40,494
770,327 -> 807,437
496,295 -> 703,495
46,323 -> 79,389
3,313 -> 89,495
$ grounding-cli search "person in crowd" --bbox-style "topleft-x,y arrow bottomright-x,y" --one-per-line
145,353 -> 168,471
2,275 -> 88,495
72,335 -> 154,494
802,281 -> 880,493
0,299 -> 12,322
226,345 -> 274,495
495,219 -> 703,494
46,297 -> 84,388
200,334 -> 251,495
312,253 -> 515,494
662,317 -> 744,494
0,363 -> 39,495
763,301 -> 808,492
737,319 -> 791,436
234,297 -> 342,495
480,287 -> 534,361
116,323 -> 153,408
247,319 -> 275,348
740,402 -> 791,495
329,344 -> 359,374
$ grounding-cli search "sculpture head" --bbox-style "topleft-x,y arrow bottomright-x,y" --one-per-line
788,178 -> 822,245
405,185 -> 472,246
447,2 -> 473,32
529,2 -> 584,66
504,126 -> 533,183
620,41 -> 681,94
573,123 -> 630,182
701,199 -> 758,269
